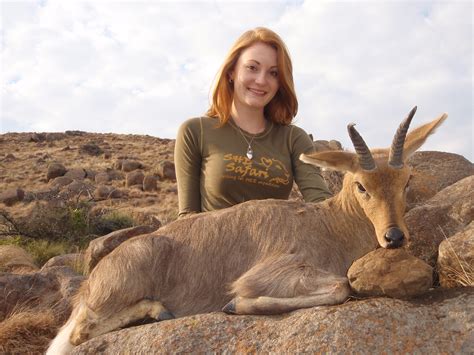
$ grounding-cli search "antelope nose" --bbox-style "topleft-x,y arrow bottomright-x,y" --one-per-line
385,228 -> 405,248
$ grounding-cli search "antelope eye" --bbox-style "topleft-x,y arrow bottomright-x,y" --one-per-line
356,182 -> 366,193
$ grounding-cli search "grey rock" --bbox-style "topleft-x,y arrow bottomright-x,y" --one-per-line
156,160 -> 176,180
0,188 -> 25,206
406,176 -> 474,266
95,172 -> 110,184
0,266 -> 84,322
64,168 -> 87,180
47,163 -> 67,181
126,170 -> 145,187
143,174 -> 158,192
72,288 -> 473,354
121,160 -> 143,172
407,151 -> 474,207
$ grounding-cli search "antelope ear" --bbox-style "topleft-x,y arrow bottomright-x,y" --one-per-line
403,113 -> 448,160
300,151 -> 358,173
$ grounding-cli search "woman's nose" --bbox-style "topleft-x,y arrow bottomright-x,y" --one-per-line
254,72 -> 267,85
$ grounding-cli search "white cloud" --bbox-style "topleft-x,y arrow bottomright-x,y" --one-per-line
1,0 -> 472,160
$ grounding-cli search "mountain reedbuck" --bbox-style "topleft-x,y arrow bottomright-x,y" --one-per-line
48,107 -> 447,354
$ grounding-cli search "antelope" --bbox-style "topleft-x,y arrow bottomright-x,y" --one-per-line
47,107 -> 447,354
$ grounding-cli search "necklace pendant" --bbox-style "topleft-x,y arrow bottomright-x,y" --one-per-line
246,147 -> 253,160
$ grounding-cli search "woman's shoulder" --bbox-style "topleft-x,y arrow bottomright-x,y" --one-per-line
272,122 -> 310,137
180,116 -> 219,130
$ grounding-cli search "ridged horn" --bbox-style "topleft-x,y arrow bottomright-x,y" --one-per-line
347,123 -> 376,171
388,106 -> 417,168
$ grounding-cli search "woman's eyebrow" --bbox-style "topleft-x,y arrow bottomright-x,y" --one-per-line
246,59 -> 278,69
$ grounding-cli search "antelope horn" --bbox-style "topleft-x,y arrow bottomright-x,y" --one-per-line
348,123 -> 376,171
388,106 -> 417,168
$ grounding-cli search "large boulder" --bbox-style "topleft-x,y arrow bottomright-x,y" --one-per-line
83,225 -> 159,274
406,176 -> 474,266
0,266 -> 84,322
0,245 -> 38,274
348,248 -> 433,298
73,288 -> 473,354
406,151 -> 473,207
437,222 -> 474,288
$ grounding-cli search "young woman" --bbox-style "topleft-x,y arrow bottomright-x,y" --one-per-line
175,27 -> 331,217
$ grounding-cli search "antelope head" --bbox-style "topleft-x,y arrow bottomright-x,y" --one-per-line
301,107 -> 448,248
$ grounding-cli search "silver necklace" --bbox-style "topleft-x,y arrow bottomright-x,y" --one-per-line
237,126 -> 256,160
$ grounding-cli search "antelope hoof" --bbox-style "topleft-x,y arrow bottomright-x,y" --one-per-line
222,299 -> 236,314
157,310 -> 175,321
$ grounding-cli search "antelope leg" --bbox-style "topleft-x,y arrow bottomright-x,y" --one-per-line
223,281 -> 349,315
71,299 -> 171,345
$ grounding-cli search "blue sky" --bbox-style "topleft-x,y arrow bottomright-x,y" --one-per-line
1,0 -> 472,160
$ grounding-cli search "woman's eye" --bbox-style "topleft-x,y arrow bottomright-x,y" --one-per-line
247,65 -> 257,71
270,71 -> 278,77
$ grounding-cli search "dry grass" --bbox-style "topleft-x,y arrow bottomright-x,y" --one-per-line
438,226 -> 473,288
0,307 -> 59,354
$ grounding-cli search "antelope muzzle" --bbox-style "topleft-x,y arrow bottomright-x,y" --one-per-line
385,227 -> 405,248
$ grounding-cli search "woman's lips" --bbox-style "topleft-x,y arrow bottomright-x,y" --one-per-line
248,88 -> 267,96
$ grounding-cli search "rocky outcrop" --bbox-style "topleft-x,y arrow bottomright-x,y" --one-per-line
0,266 -> 84,322
0,245 -> 38,274
348,248 -> 433,298
407,151 -> 473,207
437,222 -> 474,288
406,175 -> 474,266
73,288 -> 473,354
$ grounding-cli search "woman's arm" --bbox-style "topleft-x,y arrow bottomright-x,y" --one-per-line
290,126 -> 332,202
174,118 -> 203,217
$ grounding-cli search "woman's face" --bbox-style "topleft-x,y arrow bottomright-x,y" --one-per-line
230,42 -> 280,112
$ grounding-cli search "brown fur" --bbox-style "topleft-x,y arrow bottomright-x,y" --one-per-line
47,112 -> 447,354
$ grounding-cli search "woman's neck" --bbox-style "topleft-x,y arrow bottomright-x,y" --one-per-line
230,102 -> 266,134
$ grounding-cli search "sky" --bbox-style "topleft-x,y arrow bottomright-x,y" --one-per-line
1,0 -> 472,161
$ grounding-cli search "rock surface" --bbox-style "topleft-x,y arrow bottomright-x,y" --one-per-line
0,188 -> 25,206
0,245 -> 38,274
348,248 -> 433,298
407,151 -> 474,206
406,175 -> 474,265
73,288 -> 473,354
438,222 -> 474,288
0,266 -> 84,322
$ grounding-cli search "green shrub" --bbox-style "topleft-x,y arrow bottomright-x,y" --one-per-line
91,210 -> 135,235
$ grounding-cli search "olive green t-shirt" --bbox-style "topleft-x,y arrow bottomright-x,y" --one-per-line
175,116 -> 332,217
